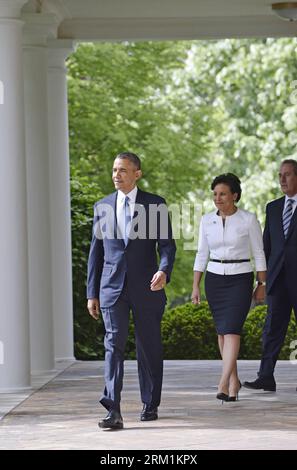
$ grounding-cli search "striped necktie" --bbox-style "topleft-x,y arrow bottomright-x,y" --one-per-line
124,196 -> 131,245
283,198 -> 294,238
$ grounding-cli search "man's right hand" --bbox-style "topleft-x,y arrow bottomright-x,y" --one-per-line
87,298 -> 100,320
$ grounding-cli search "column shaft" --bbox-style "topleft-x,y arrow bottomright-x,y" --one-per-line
23,44 -> 55,372
0,17 -> 30,391
48,43 -> 75,361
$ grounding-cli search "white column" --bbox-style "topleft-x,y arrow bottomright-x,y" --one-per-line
0,0 -> 31,391
23,16 -> 58,373
47,40 -> 75,362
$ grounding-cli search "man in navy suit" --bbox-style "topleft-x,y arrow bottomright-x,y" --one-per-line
87,152 -> 176,429
244,159 -> 297,392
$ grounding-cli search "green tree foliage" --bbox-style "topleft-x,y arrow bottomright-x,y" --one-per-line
67,42 -> 208,199
188,38 -> 297,222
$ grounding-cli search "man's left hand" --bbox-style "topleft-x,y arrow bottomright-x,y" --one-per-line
150,271 -> 167,291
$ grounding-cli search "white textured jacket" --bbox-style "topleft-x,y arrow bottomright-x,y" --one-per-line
193,208 -> 267,275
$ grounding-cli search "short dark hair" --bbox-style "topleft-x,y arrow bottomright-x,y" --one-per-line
115,152 -> 141,170
211,173 -> 242,202
281,159 -> 297,176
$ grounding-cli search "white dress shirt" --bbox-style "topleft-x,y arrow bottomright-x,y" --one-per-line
116,186 -> 138,239
193,208 -> 267,275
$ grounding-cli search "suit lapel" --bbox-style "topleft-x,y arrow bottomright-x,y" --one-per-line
275,197 -> 286,241
134,188 -> 146,210
109,192 -> 119,241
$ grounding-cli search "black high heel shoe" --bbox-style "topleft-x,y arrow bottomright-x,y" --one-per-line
216,392 -> 229,404
228,380 -> 242,402
228,394 -> 238,402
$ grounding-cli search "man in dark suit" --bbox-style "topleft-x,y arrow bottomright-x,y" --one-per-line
244,159 -> 297,392
87,152 -> 176,429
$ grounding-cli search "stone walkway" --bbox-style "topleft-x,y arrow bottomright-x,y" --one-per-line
0,360 -> 297,450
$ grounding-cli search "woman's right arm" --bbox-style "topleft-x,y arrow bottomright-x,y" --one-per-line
192,271 -> 203,304
192,216 -> 209,304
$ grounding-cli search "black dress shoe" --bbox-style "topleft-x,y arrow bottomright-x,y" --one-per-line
98,409 -> 123,429
243,377 -> 276,392
140,404 -> 158,421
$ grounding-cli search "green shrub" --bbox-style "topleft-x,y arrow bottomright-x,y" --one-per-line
71,172 -> 106,359
240,306 -> 266,359
241,305 -> 297,360
161,301 -> 218,359
74,298 -> 297,360
162,302 -> 297,360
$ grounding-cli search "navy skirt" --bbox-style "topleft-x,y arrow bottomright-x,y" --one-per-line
205,271 -> 254,335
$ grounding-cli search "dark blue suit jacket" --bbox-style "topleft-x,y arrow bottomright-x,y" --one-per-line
263,196 -> 297,295
87,188 -> 176,308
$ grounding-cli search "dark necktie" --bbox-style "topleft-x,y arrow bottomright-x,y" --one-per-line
283,198 -> 294,238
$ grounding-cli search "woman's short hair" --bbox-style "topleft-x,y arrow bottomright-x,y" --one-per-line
211,173 -> 242,202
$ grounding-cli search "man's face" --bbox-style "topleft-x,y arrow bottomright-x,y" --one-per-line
112,158 -> 142,194
279,163 -> 297,197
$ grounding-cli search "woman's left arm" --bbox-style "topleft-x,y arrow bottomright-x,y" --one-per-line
254,271 -> 266,302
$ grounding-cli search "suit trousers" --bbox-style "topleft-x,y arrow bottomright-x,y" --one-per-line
259,268 -> 297,378
99,280 -> 165,412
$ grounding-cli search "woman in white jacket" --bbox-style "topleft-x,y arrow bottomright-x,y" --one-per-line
192,173 -> 267,402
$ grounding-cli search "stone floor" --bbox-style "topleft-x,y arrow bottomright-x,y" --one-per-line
0,360 -> 297,450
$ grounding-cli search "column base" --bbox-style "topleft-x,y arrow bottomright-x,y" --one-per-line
0,385 -> 32,394
55,356 -> 76,363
